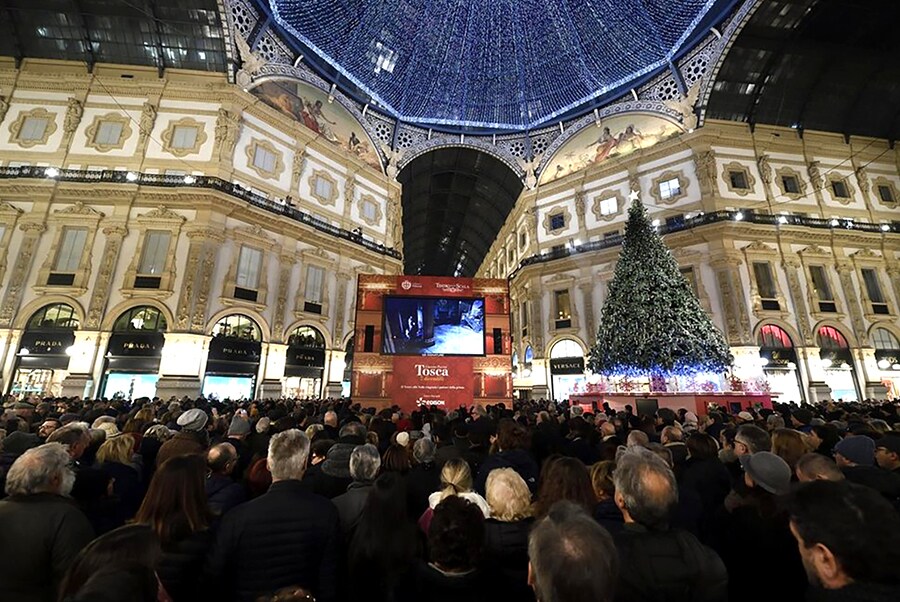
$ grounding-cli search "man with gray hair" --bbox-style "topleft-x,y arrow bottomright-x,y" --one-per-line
332,444 -> 381,534
207,429 -> 341,602
406,436 -> 441,516
0,443 -> 94,602
612,446 -> 727,601
528,500 -> 618,602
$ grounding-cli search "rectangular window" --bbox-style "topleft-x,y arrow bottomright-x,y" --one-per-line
171,126 -> 198,149
94,121 -> 124,146
19,116 -> 49,141
680,266 -> 698,296
753,262 -> 778,300
808,266 -> 834,302
314,177 -> 333,200
252,145 -> 277,173
306,265 -> 325,303
549,213 -> 565,230
878,185 -> 895,203
861,268 -> 886,306
521,301 -> 529,336
507,249 -> 515,265
729,170 -> 749,190
782,175 -> 800,194
831,180 -> 849,198
659,178 -> 681,200
555,289 -> 571,320
138,231 -> 171,275
598,197 -> 618,215
362,200 -> 377,221
53,228 -> 88,273
519,230 -> 527,248
235,246 -> 263,290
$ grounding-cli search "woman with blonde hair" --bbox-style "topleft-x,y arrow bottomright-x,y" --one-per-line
96,433 -> 144,527
419,458 -> 490,532
482,468 -> 534,601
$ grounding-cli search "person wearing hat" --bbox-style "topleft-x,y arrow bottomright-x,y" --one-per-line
717,451 -> 807,602
155,408 -> 209,468
736,410 -> 755,424
835,435 -> 900,507
791,408 -> 815,434
306,421 -> 367,499
225,414 -> 253,479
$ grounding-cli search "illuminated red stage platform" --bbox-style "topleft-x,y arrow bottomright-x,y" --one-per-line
568,392 -> 774,417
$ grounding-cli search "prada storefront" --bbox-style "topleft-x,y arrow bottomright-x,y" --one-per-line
283,325 -> 327,399
101,306 -> 167,400
203,314 -> 262,400
9,303 -> 78,397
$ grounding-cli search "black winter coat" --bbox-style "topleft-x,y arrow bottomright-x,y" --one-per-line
158,529 -> 214,601
206,473 -> 247,517
482,518 -> 535,602
475,449 -> 539,495
205,480 -> 342,602
614,523 -> 728,602
0,493 -> 95,602
332,481 -> 373,536
405,462 -> 441,518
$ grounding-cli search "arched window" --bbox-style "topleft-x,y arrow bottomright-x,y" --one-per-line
511,351 -> 519,368
212,315 -> 261,342
757,324 -> 793,349
524,346 -> 534,365
873,328 -> 900,351
550,338 -> 583,358
817,326 -> 849,350
113,306 -> 167,332
288,325 -> 325,348
27,304 -> 79,330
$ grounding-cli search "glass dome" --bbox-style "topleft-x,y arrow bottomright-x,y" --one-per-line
268,0 -> 734,131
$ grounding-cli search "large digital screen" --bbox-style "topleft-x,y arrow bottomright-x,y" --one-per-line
382,297 -> 485,356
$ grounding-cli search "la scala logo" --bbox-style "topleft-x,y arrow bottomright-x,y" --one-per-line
415,364 -> 450,377
401,280 -> 412,290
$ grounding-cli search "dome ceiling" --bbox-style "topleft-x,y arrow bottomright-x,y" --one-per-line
268,0 -> 736,131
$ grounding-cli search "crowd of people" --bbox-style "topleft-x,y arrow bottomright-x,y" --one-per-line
1,395 -> 900,602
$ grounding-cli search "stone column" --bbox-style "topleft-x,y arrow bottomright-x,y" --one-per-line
156,332 -> 208,398
578,279 -> 596,340
781,259 -> 813,344
271,253 -> 294,343
857,347 -> 888,399
333,272 -> 352,343
710,257 -> 752,345
886,264 -> 900,312
0,222 -> 45,328
84,225 -> 128,330
260,342 -> 288,398
61,330 -> 103,397
835,261 -> 866,340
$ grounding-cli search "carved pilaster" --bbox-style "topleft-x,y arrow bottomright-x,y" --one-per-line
0,223 -> 46,327
711,258 -> 752,345
343,170 -> 359,220
578,280 -> 595,338
782,259 -> 812,345
574,188 -> 586,225
756,154 -> 772,185
191,244 -> 219,333
84,225 -> 128,329
835,262 -> 866,339
176,228 -> 224,332
387,189 -> 403,252
528,290 -> 544,357
214,107 -> 241,162
694,150 -> 717,198
291,144 -> 308,193
271,255 -> 293,342
137,102 -> 158,152
333,273 -> 352,341
887,265 -> 900,316
62,98 -> 83,143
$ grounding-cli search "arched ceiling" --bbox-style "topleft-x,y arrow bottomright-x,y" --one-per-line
706,0 -> 900,141
398,149 -> 523,277
267,0 -> 739,132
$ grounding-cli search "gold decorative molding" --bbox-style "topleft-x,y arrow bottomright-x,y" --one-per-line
8,108 -> 58,148
721,161 -> 756,196
649,170 -> 690,206
244,137 -> 285,180
826,174 -> 855,205
160,117 -> 208,158
84,112 -> 133,153
309,169 -> 339,206
357,194 -> 383,227
774,166 -> 808,200
590,189 -> 625,222
871,176 -> 898,208
542,205 -> 572,235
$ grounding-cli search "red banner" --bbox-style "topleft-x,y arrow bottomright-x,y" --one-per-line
391,356 -> 474,409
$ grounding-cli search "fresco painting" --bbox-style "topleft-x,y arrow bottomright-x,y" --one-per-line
540,113 -> 682,184
251,79 -> 382,171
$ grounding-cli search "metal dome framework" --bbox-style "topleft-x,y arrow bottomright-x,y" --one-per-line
266,0 -> 740,132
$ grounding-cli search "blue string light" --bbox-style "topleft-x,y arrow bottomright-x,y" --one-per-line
268,0 -> 722,130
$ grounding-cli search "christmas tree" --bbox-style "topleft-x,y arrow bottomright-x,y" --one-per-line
588,197 -> 732,378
